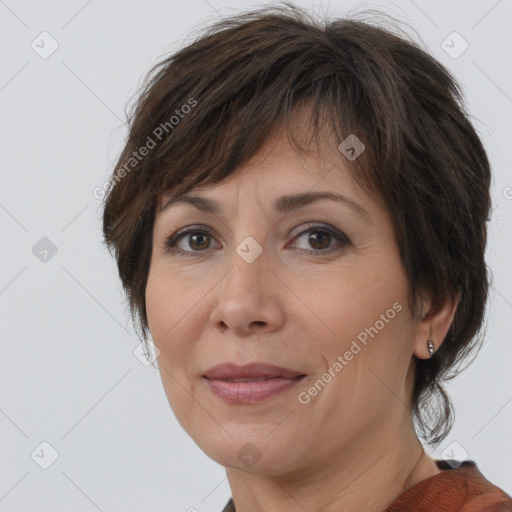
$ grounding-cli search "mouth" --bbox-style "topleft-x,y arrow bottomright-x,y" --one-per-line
202,362 -> 306,404
203,362 -> 305,380
219,377 -> 284,382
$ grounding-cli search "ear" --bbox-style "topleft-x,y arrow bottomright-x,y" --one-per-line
412,290 -> 461,359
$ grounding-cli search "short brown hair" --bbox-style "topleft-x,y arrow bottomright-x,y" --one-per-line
101,2 -> 492,447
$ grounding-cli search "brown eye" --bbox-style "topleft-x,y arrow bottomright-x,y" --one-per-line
164,228 -> 217,256
164,223 -> 349,257
290,224 -> 350,255
186,232 -> 211,251
307,230 -> 332,250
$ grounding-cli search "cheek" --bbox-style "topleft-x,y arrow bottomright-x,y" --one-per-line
145,268 -> 168,341
294,277 -> 411,435
145,266 -> 182,349
302,264 -> 408,364
145,265 -> 209,361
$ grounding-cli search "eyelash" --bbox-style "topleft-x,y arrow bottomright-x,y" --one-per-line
162,223 -> 350,257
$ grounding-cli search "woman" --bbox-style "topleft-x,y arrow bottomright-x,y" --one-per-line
101,3 -> 512,511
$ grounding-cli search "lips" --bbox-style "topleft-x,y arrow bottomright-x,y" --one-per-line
202,362 -> 306,404
203,362 -> 306,380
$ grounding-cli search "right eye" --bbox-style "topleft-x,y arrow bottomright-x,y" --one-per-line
163,226 -> 219,256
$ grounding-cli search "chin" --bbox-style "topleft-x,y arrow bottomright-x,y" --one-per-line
195,430 -> 304,476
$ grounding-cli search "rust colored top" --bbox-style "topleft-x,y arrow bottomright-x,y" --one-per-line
221,460 -> 512,511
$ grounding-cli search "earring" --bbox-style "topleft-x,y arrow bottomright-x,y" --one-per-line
427,339 -> 435,358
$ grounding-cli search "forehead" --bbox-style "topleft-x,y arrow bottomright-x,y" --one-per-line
158,121 -> 362,209
155,126 -> 377,228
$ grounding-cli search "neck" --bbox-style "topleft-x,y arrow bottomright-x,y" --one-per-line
224,416 -> 439,512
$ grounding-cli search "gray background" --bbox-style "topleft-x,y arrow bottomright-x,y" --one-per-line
1,0 -> 511,510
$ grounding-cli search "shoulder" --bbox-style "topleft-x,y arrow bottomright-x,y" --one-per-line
386,459 -> 512,512
459,492 -> 512,512
445,460 -> 512,511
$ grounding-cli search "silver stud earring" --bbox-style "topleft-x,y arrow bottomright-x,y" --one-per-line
427,339 -> 435,358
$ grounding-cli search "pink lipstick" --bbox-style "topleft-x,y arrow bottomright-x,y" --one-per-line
203,362 -> 306,404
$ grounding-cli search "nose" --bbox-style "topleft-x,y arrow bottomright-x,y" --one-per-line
209,249 -> 285,337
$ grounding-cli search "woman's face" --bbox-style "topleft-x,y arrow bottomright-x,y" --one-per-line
146,127 -> 425,476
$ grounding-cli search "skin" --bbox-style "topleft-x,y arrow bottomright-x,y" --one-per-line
145,122 -> 459,512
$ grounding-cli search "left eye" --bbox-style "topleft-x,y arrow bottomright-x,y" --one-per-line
291,225 -> 348,253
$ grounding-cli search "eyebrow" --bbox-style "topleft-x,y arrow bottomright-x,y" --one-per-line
159,191 -> 372,223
